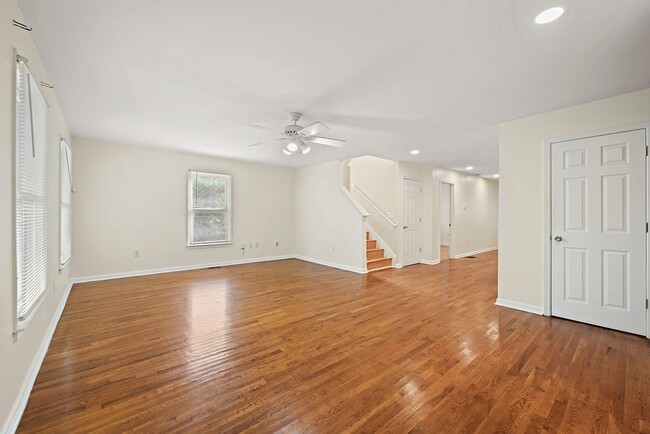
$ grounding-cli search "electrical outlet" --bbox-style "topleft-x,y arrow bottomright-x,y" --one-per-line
255,242 -> 259,248
134,250 -> 140,258
332,246 -> 336,252
249,242 -> 253,248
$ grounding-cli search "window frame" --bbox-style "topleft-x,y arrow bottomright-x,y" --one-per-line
60,137 -> 72,269
14,53 -> 50,330
187,170 -> 232,247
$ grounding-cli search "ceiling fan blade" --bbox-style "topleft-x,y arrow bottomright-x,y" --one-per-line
298,121 -> 329,137
248,138 -> 288,147
309,136 -> 345,148
248,125 -> 285,135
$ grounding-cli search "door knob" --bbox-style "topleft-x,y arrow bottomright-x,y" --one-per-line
554,236 -> 563,242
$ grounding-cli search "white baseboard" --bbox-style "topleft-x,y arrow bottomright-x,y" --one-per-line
294,255 -> 366,274
420,259 -> 440,266
71,255 -> 295,283
4,280 -> 74,434
495,298 -> 544,315
453,247 -> 498,259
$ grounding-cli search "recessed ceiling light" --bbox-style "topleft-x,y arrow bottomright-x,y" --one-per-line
410,149 -> 420,155
493,174 -> 500,178
535,7 -> 564,24
466,166 -> 474,170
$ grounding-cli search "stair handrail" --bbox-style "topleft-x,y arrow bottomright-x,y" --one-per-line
352,184 -> 398,228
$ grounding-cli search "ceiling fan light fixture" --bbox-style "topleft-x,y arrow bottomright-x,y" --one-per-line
248,112 -> 346,153
287,141 -> 299,152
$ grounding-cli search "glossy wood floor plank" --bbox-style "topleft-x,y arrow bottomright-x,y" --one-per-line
18,252 -> 650,433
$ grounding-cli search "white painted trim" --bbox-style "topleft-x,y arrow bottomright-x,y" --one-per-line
453,247 -> 498,259
4,280 -> 74,434
352,184 -> 396,226
338,162 -> 369,217
294,255 -> 367,274
339,185 -> 369,217
72,255 -> 295,283
646,127 -> 650,339
420,259 -> 440,265
495,298 -> 544,316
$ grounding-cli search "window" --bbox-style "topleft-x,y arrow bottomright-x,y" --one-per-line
15,57 -> 49,322
60,138 -> 72,268
187,171 -> 232,246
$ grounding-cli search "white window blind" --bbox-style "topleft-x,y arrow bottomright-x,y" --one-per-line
16,58 -> 49,322
60,138 -> 72,267
187,171 -> 232,246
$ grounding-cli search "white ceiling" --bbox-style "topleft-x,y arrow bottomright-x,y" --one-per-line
19,0 -> 650,173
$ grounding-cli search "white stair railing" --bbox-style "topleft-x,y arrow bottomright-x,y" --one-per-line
352,184 -> 398,227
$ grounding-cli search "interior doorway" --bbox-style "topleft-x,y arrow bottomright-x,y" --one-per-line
440,182 -> 453,261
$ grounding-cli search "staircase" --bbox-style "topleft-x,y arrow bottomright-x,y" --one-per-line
366,232 -> 392,271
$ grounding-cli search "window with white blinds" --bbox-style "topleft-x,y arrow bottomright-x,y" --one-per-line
187,171 -> 232,246
60,138 -> 72,268
15,58 -> 49,322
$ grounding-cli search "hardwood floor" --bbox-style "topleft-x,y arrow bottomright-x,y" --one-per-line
440,244 -> 449,261
18,252 -> 650,433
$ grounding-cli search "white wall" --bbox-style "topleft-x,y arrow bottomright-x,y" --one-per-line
440,183 -> 450,245
350,156 -> 498,265
0,0 -> 73,430
350,156 -> 400,259
294,161 -> 367,272
431,167 -> 499,261
71,138 -> 295,278
499,88 -> 650,310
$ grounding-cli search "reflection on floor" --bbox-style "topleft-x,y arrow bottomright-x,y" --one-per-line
440,244 -> 449,261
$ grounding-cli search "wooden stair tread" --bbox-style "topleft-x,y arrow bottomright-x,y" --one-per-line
365,232 -> 391,270
367,265 -> 392,272
367,257 -> 391,264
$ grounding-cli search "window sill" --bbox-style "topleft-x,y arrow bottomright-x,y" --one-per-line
186,241 -> 233,248
13,292 -> 48,341
59,257 -> 71,271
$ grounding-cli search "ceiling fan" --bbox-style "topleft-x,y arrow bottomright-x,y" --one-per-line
248,112 -> 345,155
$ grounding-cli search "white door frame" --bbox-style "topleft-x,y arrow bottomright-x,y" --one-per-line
439,180 -> 455,260
543,123 -> 650,338
401,177 -> 422,265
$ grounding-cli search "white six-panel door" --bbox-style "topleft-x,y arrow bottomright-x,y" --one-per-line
551,129 -> 646,335
402,179 -> 422,266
